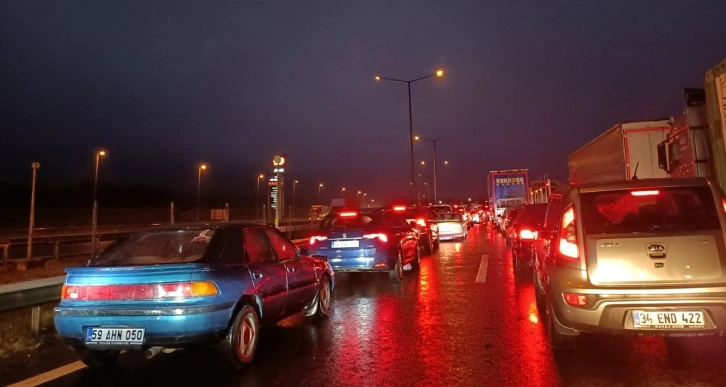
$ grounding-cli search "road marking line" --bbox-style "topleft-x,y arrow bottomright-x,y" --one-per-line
475,254 -> 489,283
9,360 -> 86,387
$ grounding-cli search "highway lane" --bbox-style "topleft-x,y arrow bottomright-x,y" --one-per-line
6,223 -> 726,386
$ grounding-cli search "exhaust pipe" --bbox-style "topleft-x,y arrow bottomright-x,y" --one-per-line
145,346 -> 163,359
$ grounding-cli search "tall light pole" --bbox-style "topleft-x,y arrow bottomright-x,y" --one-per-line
374,68 -> 445,202
318,183 -> 324,202
196,163 -> 207,221
415,135 -> 453,203
91,149 -> 106,256
256,173 -> 264,221
27,162 -> 40,259
292,180 -> 299,218
340,186 -> 346,197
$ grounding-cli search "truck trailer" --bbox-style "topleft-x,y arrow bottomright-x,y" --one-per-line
487,169 -> 530,225
704,59 -> 726,192
568,119 -> 670,184
657,88 -> 713,180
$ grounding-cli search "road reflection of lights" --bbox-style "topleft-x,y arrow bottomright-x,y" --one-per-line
528,302 -> 539,324
454,242 -> 462,252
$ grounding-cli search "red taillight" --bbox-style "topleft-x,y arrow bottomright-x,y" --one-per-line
631,190 -> 659,196
309,235 -> 328,245
61,281 -> 219,301
558,205 -> 578,259
519,229 -> 537,240
416,218 -> 426,227
722,198 -> 726,214
339,211 -> 358,217
563,293 -> 589,307
363,233 -> 388,243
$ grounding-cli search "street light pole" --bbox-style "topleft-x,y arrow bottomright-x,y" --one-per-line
27,162 -> 40,259
374,68 -> 444,202
256,173 -> 264,221
196,163 -> 207,221
340,187 -> 346,197
415,135 -> 452,203
91,149 -> 106,256
292,180 -> 299,218
318,183 -> 324,202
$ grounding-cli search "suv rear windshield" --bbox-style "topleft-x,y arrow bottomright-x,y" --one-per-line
517,204 -> 548,227
580,186 -> 721,234
321,213 -> 374,231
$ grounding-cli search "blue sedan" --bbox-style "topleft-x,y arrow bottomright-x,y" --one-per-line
308,208 -> 420,280
54,223 -> 334,369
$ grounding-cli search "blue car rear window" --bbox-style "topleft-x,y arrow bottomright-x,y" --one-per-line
90,229 -> 216,266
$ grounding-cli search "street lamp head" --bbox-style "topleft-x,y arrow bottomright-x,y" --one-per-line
258,173 -> 264,179
435,68 -> 445,78
295,180 -> 299,184
319,183 -> 324,188
444,160 -> 449,165
374,75 -> 381,81
199,164 -> 207,171
420,160 -> 426,165
98,150 -> 107,157
414,135 -> 420,141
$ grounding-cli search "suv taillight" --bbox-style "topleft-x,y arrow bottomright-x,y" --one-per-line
519,229 -> 537,240
416,218 -> 427,227
558,205 -> 578,259
363,233 -> 388,243
309,235 -> 328,245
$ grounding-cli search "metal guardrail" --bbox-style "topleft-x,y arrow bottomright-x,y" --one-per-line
0,276 -> 65,314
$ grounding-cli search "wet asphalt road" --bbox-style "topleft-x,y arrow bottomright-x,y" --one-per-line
11,223 -> 726,386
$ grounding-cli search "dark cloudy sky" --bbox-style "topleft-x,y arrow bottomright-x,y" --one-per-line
2,0 -> 725,204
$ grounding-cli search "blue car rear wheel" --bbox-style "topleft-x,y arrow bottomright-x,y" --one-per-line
220,304 -> 260,369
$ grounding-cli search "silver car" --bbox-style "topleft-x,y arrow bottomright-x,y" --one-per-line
532,177 -> 726,349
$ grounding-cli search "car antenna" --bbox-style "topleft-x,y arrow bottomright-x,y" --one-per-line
632,161 -> 640,181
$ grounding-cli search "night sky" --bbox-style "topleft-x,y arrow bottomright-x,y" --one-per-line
2,0 -> 726,206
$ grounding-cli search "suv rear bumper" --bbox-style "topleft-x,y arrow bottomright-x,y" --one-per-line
549,267 -> 726,336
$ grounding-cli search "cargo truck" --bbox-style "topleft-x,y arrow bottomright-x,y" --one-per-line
487,169 -> 530,227
568,119 -> 670,184
704,59 -> 726,192
657,88 -> 713,180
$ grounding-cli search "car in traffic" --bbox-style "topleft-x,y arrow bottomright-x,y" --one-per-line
436,212 -> 468,241
500,207 -> 520,236
506,203 -> 548,279
401,205 -> 440,255
54,223 -> 334,369
532,177 -> 726,349
308,208 -> 420,280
